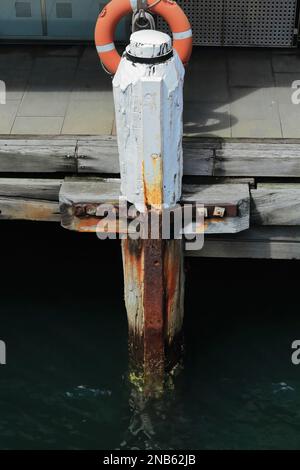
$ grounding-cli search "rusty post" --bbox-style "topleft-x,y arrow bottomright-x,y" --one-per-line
113,29 -> 187,395
122,216 -> 185,395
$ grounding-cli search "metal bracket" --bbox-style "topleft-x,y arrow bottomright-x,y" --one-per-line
137,0 -> 148,10
132,3 -> 156,32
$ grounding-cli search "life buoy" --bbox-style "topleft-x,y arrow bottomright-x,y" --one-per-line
95,0 -> 193,75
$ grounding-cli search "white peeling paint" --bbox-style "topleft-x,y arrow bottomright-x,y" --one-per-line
128,30 -> 172,59
113,30 -> 185,212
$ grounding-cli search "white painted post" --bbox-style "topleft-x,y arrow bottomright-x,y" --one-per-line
114,30 -> 186,394
113,30 -> 185,212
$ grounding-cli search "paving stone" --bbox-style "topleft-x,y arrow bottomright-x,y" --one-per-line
78,47 -> 103,72
188,48 -> 227,72
18,90 -> 71,117
62,99 -> 114,135
230,87 -> 282,137
231,119 -> 282,138
0,69 -> 30,100
277,103 -> 300,138
228,50 -> 274,86
12,116 -> 64,135
0,101 -> 20,133
184,102 -> 231,138
28,57 -> 78,89
71,69 -> 112,101
185,70 -> 229,103
272,52 -> 300,73
275,73 -> 300,105
0,48 -> 33,72
230,87 -> 279,120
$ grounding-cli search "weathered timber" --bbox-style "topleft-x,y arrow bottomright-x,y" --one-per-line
182,183 -> 250,234
114,33 -> 188,396
76,138 -> 214,176
77,139 -> 300,177
59,179 -> 250,234
0,139 -> 77,173
3,178 -> 300,229
0,178 -> 298,258
188,227 -> 300,260
2,137 -> 300,177
215,143 -> 300,177
77,138 -> 120,174
0,198 -> 60,222
122,236 -> 184,394
0,178 -> 62,221
59,178 -> 121,231
251,183 -> 300,226
0,178 -> 63,201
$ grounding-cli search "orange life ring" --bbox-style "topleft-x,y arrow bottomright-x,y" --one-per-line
95,0 -> 193,75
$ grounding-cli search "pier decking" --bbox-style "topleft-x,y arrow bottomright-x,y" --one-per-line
0,136 -> 300,259
0,46 -> 300,138
0,45 -> 300,260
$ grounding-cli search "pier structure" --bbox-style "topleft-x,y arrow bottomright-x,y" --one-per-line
113,30 -> 187,393
0,43 -> 300,393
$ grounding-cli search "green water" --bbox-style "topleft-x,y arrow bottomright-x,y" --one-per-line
0,221 -> 300,450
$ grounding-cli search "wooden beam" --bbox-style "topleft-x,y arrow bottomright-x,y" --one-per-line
76,138 -> 214,176
0,139 -> 77,173
59,179 -> 250,234
0,198 -> 60,222
188,227 -> 300,260
215,143 -> 300,177
1,137 -> 300,178
0,176 -> 298,259
0,178 -> 62,222
182,183 -> 250,234
0,178 -> 63,201
251,183 -> 300,225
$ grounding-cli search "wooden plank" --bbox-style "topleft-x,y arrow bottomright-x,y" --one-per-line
0,140 -> 77,173
0,198 -> 60,222
77,138 -> 120,174
187,227 -> 300,260
182,142 -> 214,176
251,183 -> 300,225
59,177 -> 121,205
1,136 -> 300,178
77,137 -> 215,175
0,178 -> 62,221
0,178 -> 63,201
183,183 -> 250,234
215,143 -> 300,177
59,179 -> 250,234
77,138 -> 300,177
190,240 -> 300,259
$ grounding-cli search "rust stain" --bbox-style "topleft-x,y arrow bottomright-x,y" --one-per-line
142,155 -> 163,208
122,238 -> 144,286
122,225 -> 184,395
76,218 -> 120,233
6,201 -> 59,222
164,240 -> 180,324
143,238 -> 165,392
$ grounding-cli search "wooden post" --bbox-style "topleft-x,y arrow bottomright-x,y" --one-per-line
113,30 -> 186,395
122,235 -> 184,395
